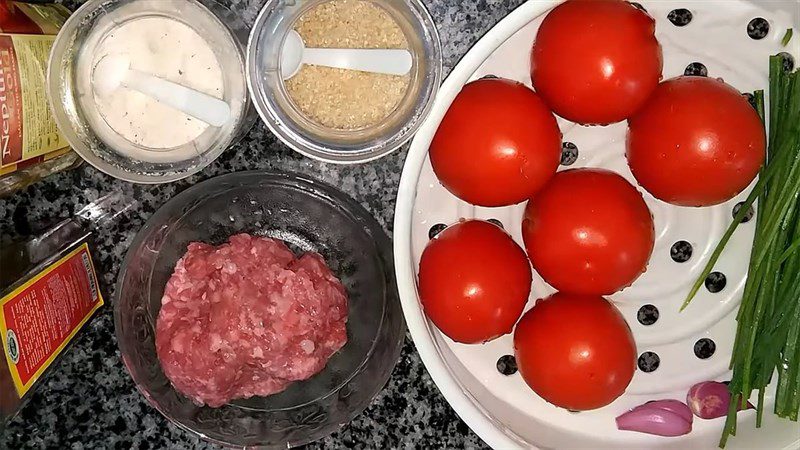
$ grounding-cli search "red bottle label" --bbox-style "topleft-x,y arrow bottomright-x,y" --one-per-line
0,243 -> 104,396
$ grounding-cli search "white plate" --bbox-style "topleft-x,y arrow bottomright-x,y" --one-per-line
394,1 -> 800,448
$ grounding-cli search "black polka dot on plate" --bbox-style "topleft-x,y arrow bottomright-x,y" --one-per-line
561,142 -> 579,166
637,304 -> 659,326
487,218 -> 504,229
497,355 -> 518,375
742,92 -> 758,110
481,74 -> 499,79
638,352 -> 660,372
747,17 -> 770,40
705,272 -> 727,293
668,8 -> 693,26
628,2 -> 646,13
428,223 -> 447,240
694,338 -> 716,359
733,202 -> 755,223
670,240 -> 693,263
778,52 -> 795,72
684,62 -> 708,77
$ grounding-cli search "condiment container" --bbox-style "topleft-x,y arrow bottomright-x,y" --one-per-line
0,1 -> 82,197
247,0 -> 442,164
46,0 -> 253,184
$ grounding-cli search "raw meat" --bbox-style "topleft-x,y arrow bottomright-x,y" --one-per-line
155,233 -> 348,407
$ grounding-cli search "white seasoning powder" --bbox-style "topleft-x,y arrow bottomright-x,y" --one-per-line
90,17 -> 224,149
285,0 -> 411,130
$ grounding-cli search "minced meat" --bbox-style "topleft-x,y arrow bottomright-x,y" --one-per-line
155,233 -> 348,407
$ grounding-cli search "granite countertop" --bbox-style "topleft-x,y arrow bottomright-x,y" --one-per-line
0,0 -> 526,448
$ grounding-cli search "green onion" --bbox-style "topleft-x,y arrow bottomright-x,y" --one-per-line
682,55 -> 800,448
782,29 -> 794,47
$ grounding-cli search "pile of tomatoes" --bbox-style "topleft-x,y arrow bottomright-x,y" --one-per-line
418,0 -> 766,412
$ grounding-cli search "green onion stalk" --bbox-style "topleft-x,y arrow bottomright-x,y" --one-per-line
682,53 -> 800,448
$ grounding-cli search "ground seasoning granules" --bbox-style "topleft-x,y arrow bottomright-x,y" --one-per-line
285,0 -> 411,130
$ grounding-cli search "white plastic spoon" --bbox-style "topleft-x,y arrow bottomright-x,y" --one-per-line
92,53 -> 231,127
280,30 -> 413,80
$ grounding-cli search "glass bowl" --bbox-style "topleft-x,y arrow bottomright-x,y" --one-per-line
114,171 -> 405,447
47,0 -> 252,183
247,0 -> 442,164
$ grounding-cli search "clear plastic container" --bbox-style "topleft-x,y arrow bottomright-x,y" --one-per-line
114,171 -> 405,447
47,0 -> 253,184
247,0 -> 442,164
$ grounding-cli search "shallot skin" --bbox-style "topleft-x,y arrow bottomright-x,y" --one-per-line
617,382 -> 758,438
687,381 -> 755,419
643,399 -> 694,423
616,399 -> 693,437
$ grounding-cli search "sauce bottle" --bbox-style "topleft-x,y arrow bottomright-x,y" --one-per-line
0,1 -> 82,197
0,192 -> 130,427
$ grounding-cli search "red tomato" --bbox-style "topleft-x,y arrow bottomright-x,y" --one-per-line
430,78 -> 562,207
522,169 -> 654,295
418,220 -> 532,344
531,0 -> 662,125
514,292 -> 636,410
627,76 -> 766,206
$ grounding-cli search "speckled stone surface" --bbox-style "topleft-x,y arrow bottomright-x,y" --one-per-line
0,0 -> 527,448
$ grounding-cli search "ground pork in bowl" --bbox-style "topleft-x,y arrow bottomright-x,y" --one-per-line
114,171 -> 404,447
